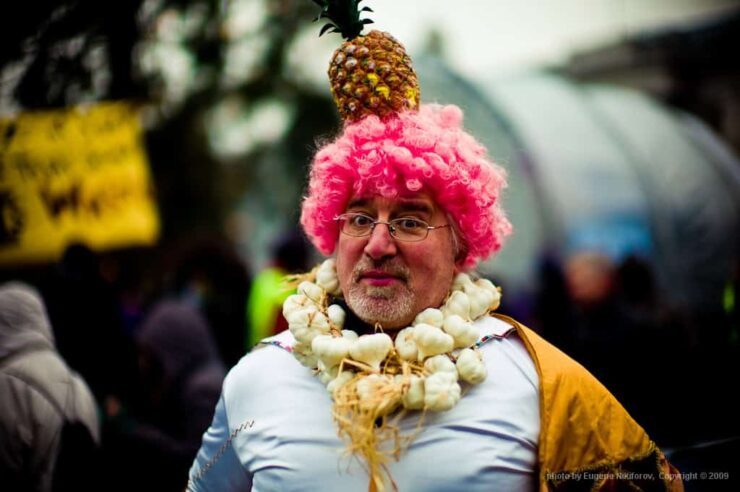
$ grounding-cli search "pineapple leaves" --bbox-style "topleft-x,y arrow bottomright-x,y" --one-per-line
319,23 -> 339,36
310,0 -> 373,40
319,24 -> 342,37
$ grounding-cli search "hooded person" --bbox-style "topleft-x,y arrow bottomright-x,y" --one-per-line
0,282 -> 100,491
108,300 -> 225,492
189,3 -> 683,491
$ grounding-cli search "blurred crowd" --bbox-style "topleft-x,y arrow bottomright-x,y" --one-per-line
1,235 -> 738,491
529,250 -> 740,477
0,230 -> 311,491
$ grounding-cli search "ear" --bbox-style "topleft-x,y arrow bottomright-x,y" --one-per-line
453,243 -> 469,269
445,212 -> 467,267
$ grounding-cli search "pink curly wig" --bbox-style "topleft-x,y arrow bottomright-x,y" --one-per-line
300,104 -> 512,270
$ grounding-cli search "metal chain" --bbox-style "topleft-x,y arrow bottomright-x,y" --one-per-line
187,418 -> 255,489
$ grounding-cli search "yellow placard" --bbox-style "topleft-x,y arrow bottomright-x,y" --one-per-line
0,101 -> 160,265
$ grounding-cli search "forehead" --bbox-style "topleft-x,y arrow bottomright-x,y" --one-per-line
345,192 -> 439,214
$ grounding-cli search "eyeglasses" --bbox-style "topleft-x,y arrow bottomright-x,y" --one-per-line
335,213 -> 450,242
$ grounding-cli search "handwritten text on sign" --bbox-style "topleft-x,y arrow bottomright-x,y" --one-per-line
0,102 -> 160,265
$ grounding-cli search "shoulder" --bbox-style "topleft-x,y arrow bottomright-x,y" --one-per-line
474,315 -> 539,389
486,313 -> 642,421
0,370 -> 59,418
1,351 -> 70,413
2,351 -> 99,435
490,315 -> 655,477
231,330 -> 297,373
475,314 -> 518,339
0,366 -> 66,458
486,314 -> 595,383
221,330 -> 307,404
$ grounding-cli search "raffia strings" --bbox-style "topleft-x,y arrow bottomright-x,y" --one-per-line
284,264 -> 499,491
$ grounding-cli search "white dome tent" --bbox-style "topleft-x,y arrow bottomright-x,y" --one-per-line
416,56 -> 740,319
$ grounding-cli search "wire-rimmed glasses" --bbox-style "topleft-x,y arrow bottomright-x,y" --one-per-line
335,213 -> 450,242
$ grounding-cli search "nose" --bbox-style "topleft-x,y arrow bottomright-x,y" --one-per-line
363,222 -> 398,260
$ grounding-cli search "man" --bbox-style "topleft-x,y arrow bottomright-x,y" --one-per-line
188,105 -> 682,491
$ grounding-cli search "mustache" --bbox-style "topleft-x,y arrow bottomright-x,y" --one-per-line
352,258 -> 410,282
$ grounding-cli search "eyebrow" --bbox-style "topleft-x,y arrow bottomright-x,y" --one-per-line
396,200 -> 435,215
346,198 -> 371,210
346,198 -> 435,216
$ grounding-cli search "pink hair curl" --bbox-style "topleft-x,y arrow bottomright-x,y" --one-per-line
300,104 -> 512,270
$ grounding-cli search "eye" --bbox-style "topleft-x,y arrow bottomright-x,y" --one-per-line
394,218 -> 425,231
349,214 -> 374,227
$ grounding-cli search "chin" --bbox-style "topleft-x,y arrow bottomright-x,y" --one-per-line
347,289 -> 414,329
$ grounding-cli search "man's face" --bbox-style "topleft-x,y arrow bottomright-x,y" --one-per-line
335,192 -> 457,330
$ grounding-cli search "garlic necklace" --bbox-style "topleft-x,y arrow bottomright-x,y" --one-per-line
283,258 -> 502,409
282,258 -> 502,491
283,258 -> 501,403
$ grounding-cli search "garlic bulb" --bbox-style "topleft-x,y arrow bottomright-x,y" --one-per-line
398,374 -> 425,410
327,370 -> 354,395
357,374 -> 399,414
456,348 -> 487,384
394,327 -> 418,361
288,307 -> 330,344
312,334 -> 354,368
442,314 -> 479,349
424,372 -> 461,411
423,355 -> 457,375
475,278 -> 501,311
292,341 -> 318,368
341,330 -> 358,342
442,291 -> 471,320
298,281 -> 324,304
413,308 -> 444,328
282,294 -> 310,318
349,333 -> 393,371
327,304 -> 346,329
318,361 -> 339,385
286,304 -> 318,326
288,318 -> 313,344
316,259 -> 340,295
452,272 -> 475,292
414,324 -> 454,361
467,287 -> 494,320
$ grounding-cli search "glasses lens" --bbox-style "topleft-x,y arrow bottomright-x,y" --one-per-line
390,218 -> 428,241
341,214 -> 374,236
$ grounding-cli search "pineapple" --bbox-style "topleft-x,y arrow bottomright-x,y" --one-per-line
313,0 -> 420,121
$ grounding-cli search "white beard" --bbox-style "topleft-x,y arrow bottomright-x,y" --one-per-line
345,282 -> 414,328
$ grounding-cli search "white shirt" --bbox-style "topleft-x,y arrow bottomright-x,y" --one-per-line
189,315 -> 540,491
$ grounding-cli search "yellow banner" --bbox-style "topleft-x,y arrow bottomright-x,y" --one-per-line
0,102 -> 160,265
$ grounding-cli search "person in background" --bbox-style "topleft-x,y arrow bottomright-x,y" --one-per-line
105,300 -> 225,492
0,282 -> 100,491
246,229 -> 310,349
41,244 -> 137,412
171,237 -> 251,368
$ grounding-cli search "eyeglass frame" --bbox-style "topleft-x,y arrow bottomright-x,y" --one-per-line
334,212 -> 451,242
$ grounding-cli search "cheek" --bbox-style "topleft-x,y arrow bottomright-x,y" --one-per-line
407,244 -> 454,281
335,238 -> 360,290
405,239 -> 456,292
